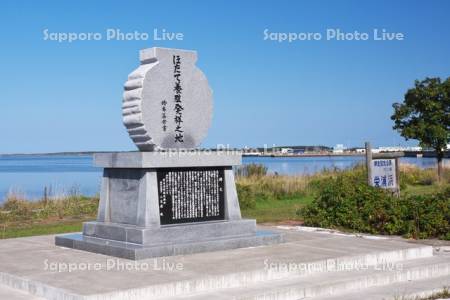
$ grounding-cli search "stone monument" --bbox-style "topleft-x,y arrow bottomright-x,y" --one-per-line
55,47 -> 283,260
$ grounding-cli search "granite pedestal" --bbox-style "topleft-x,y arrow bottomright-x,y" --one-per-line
55,151 -> 283,260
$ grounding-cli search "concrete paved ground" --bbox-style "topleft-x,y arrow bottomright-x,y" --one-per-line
0,225 -> 447,299
0,284 -> 44,300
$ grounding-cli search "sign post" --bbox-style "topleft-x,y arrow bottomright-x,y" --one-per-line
365,142 -> 402,196
365,142 -> 372,185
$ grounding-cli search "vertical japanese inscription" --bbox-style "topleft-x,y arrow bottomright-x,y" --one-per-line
173,55 -> 184,143
157,167 -> 225,224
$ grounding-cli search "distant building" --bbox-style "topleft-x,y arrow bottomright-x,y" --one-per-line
293,149 -> 305,155
280,148 -> 294,155
377,146 -> 422,152
243,151 -> 261,156
333,144 -> 346,154
372,148 -> 382,153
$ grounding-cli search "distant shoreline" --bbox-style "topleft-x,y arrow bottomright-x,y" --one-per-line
0,151 -> 113,157
244,153 -> 364,158
0,150 -> 448,158
0,152 -> 363,158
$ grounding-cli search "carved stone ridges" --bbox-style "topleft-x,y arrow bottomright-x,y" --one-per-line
123,62 -> 156,151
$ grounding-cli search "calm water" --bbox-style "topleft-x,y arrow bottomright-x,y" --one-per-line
0,154 -> 447,201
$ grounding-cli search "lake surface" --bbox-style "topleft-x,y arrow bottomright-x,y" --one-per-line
0,154 -> 447,201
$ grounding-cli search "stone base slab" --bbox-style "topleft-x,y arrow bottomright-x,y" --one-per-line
55,230 -> 283,260
82,219 -> 257,245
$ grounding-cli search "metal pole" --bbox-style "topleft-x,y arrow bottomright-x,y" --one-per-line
395,157 -> 400,197
365,142 -> 372,186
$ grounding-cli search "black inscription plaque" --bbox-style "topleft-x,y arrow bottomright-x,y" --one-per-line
157,167 -> 225,225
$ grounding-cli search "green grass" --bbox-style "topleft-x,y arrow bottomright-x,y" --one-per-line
0,195 -> 98,239
403,184 -> 448,196
241,195 -> 313,223
0,219 -> 89,239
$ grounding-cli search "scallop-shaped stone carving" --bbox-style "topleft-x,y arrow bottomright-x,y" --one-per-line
123,47 -> 213,151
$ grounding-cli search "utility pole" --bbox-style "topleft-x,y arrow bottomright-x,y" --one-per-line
365,142 -> 372,185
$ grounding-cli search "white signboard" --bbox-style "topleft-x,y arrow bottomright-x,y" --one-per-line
370,159 -> 397,189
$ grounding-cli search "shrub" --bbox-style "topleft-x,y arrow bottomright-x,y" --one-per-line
2,198 -> 34,221
400,187 -> 450,239
298,172 -> 450,239
299,172 -> 402,234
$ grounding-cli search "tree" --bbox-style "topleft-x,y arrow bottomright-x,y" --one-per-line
391,77 -> 450,182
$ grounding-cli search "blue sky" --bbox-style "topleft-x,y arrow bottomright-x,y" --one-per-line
1,0 -> 449,153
